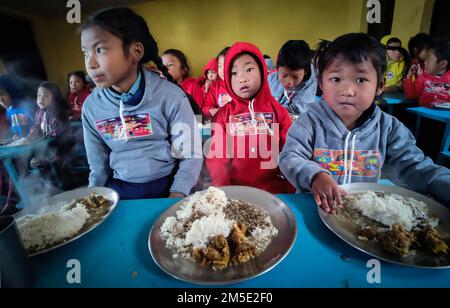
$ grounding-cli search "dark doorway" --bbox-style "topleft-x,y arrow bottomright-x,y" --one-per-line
430,0 -> 450,38
367,0 -> 396,41
0,13 -> 47,98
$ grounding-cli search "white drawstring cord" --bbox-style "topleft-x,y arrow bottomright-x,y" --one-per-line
348,134 -> 357,184
342,132 -> 351,185
248,99 -> 257,126
119,100 -> 128,141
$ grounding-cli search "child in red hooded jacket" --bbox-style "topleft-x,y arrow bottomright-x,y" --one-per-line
202,47 -> 233,118
206,42 -> 295,194
201,58 -> 219,97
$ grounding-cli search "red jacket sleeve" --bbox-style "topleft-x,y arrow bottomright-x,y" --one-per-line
205,108 -> 232,186
404,75 -> 425,100
190,82 -> 204,110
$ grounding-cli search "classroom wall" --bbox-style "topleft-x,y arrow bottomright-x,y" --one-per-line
16,0 -> 433,92
27,0 -> 369,91
391,0 -> 435,46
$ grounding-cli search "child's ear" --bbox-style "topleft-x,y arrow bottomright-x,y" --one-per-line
376,79 -> 385,96
130,42 -> 145,64
439,59 -> 448,71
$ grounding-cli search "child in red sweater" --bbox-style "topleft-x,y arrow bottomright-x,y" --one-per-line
202,47 -> 233,118
206,42 -> 295,194
404,39 -> 450,108
162,49 -> 204,110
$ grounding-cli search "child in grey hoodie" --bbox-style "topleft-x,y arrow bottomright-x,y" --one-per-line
80,8 -> 202,199
268,40 -> 318,115
280,33 -> 450,212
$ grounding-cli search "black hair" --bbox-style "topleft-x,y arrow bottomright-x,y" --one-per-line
68,71 -> 87,85
277,40 -> 312,80
408,33 -> 433,59
38,81 -> 70,118
162,49 -> 190,78
0,75 -> 21,103
386,37 -> 402,46
430,38 -> 450,70
79,7 -> 174,83
216,47 -> 230,59
263,54 -> 271,59
313,33 -> 387,86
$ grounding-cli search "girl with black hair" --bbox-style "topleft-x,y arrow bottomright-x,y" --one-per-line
162,49 -> 204,111
67,71 -> 92,120
280,33 -> 450,212
80,7 -> 202,199
29,81 -> 69,138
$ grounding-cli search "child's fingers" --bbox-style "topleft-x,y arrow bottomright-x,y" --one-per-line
320,193 -> 331,213
314,193 -> 322,206
325,192 -> 335,211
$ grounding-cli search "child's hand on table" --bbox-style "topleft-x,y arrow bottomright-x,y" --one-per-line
311,172 -> 346,213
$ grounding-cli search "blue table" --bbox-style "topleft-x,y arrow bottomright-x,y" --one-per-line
0,139 -> 50,206
31,193 -> 450,288
407,107 -> 450,162
381,92 -> 417,115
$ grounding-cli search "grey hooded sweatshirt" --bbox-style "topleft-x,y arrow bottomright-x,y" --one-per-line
279,99 -> 450,206
268,64 -> 318,114
82,70 -> 203,196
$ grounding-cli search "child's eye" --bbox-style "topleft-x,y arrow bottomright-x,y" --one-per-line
96,47 -> 105,54
356,78 -> 368,84
231,71 -> 237,76
247,68 -> 254,73
330,77 -> 340,82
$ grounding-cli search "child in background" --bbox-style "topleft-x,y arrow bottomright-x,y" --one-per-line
202,47 -> 233,118
404,38 -> 450,108
263,54 -> 276,74
201,58 -> 218,96
408,33 -> 433,80
382,36 -> 409,93
67,71 -> 92,120
206,42 -> 295,194
162,49 -> 204,111
0,77 -> 33,138
80,7 -> 202,199
29,81 -> 70,138
279,33 -> 450,212
268,40 -> 318,114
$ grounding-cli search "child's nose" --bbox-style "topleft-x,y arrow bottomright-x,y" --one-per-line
341,84 -> 356,96
87,54 -> 99,69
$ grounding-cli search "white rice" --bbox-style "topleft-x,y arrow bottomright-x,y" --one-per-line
345,191 -> 438,230
16,203 -> 90,251
160,186 -> 277,258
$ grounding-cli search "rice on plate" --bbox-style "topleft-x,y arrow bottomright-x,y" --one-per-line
160,187 -> 278,270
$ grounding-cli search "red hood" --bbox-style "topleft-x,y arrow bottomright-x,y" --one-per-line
224,42 -> 274,106
202,58 -> 218,77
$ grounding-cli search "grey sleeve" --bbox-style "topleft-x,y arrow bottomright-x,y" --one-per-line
167,94 -> 203,196
279,114 -> 330,191
81,110 -> 112,187
383,120 -> 450,206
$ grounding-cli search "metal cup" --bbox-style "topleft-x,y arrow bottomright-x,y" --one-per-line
0,216 -> 35,288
